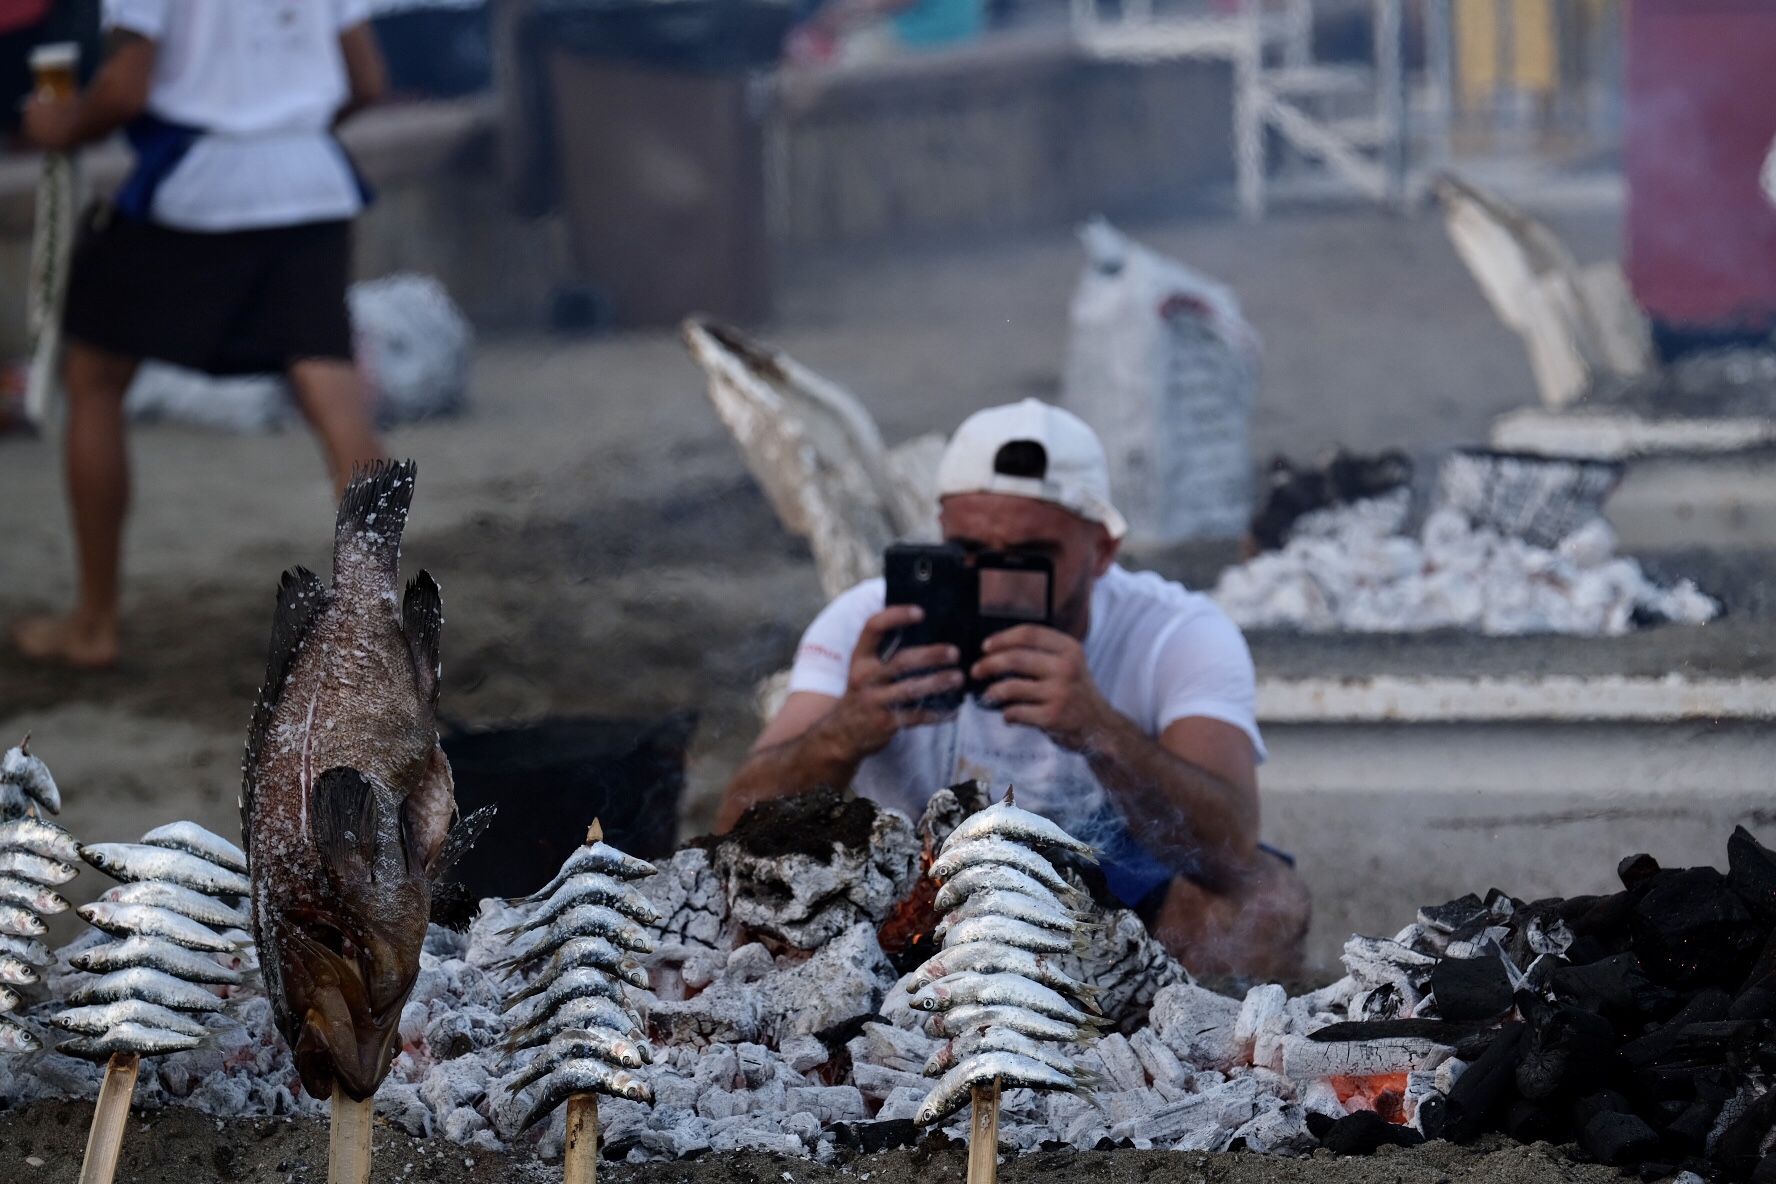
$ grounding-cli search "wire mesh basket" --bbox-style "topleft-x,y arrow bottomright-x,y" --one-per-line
1434,448 -> 1624,549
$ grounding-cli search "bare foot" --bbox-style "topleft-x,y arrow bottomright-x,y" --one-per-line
10,613 -> 119,669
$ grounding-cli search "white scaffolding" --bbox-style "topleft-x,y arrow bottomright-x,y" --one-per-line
1075,0 -> 1458,220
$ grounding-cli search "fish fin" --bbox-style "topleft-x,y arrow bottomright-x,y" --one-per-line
402,745 -> 458,877
402,570 -> 444,707
333,459 -> 417,582
431,804 -> 496,885
427,804 -> 497,931
309,767 -> 379,885
241,565 -> 327,850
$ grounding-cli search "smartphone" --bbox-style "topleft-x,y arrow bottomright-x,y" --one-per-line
972,553 -> 1053,700
881,543 -> 974,712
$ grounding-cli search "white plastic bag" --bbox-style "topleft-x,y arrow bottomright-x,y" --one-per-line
1061,218 -> 1260,545
124,273 -> 473,432
351,273 -> 473,426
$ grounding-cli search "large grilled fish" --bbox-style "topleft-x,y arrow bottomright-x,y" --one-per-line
242,461 -> 479,1102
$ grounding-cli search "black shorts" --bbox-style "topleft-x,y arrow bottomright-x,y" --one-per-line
63,208 -> 355,376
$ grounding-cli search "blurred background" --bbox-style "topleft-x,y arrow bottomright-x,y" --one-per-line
2,0 -> 1772,974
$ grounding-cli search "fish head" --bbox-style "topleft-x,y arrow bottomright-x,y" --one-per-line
77,846 -> 123,877
274,759 -> 432,1102
910,994 -> 939,1013
278,913 -> 415,1101
617,1076 -> 654,1105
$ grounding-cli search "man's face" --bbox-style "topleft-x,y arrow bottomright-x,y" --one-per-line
939,493 -> 1119,640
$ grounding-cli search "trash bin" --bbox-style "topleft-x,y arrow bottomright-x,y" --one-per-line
537,0 -> 791,328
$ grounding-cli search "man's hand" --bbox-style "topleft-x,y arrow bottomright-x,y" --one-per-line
974,624 -> 1119,752
823,606 -> 963,759
20,95 -> 82,152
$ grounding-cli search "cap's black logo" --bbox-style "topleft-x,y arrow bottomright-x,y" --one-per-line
994,440 -> 1048,480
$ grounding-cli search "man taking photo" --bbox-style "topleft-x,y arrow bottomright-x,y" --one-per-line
720,399 -> 1308,979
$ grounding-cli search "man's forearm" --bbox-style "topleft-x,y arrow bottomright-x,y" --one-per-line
60,81 -> 141,147
718,716 -> 866,831
1084,714 -> 1259,889
57,33 -> 155,148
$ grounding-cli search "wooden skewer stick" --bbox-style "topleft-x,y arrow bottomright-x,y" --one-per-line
328,1092 -> 375,1184
76,1052 -> 139,1184
564,1092 -> 600,1184
967,1078 -> 1001,1184
562,821 -> 609,1182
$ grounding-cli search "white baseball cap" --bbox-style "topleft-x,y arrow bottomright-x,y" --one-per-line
936,399 -> 1128,540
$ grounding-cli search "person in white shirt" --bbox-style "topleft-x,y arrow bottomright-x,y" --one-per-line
720,399 -> 1310,978
14,0 -> 389,668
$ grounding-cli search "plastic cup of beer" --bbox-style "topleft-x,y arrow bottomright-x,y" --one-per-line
29,43 -> 79,102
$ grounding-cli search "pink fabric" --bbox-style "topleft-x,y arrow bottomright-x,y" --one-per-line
0,0 -> 50,35
1626,0 -> 1776,329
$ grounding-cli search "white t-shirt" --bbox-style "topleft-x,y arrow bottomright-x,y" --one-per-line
787,564 -> 1265,879
106,0 -> 372,231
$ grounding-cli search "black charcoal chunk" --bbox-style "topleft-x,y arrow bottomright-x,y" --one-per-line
1630,868 -> 1761,988
1730,982 -> 1775,1022
852,1120 -> 919,1153
1737,930 -> 1776,1001
1420,894 -> 1487,934
1571,1090 -> 1633,1129
1308,1019 -> 1487,1044
1622,1020 -> 1756,1072
1551,954 -> 1679,1022
1502,1097 -> 1560,1144
1751,1153 -> 1776,1184
1728,826 -> 1776,923
1318,1110 -> 1424,1155
1517,1005 -> 1619,1101
1711,1086 -> 1776,1177
1665,1096 -> 1724,1153
1431,954 -> 1515,1021
1445,1022 -> 1528,1143
1620,853 -> 1662,890
1415,1093 -> 1447,1141
1579,1110 -> 1660,1166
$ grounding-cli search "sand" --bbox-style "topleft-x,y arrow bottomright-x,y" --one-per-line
0,1101 -> 1630,1184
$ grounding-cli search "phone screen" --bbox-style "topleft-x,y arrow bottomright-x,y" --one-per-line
978,566 -> 1051,623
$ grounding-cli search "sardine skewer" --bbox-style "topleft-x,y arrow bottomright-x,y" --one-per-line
907,786 -> 1098,1184
499,820 -> 658,1184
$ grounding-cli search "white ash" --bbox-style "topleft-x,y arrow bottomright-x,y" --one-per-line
709,808 -> 919,948
1214,494 -> 1719,635
0,799 -> 1484,1160
1059,904 -> 1188,1029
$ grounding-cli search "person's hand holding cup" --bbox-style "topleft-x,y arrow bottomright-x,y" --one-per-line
22,43 -> 80,152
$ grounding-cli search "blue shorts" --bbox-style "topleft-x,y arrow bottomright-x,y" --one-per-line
1097,824 -> 1295,910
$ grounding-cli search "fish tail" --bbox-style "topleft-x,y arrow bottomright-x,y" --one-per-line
333,460 -> 418,582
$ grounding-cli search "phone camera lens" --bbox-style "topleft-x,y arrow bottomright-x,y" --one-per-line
914,559 -> 932,582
